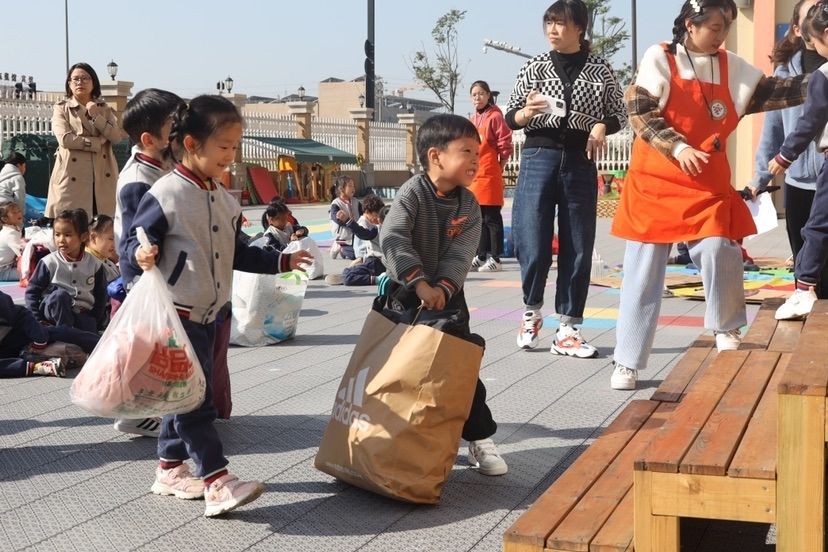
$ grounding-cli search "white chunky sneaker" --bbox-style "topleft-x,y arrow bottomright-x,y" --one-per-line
714,329 -> 742,352
610,363 -> 638,390
551,325 -> 598,358
775,288 -> 817,320
516,310 -> 543,349
468,438 -> 508,476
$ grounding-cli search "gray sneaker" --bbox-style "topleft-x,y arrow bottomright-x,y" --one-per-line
468,438 -> 508,476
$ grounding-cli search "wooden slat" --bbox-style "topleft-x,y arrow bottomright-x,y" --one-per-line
587,490 -> 633,552
633,470 -> 680,552
776,393 -> 826,552
650,340 -> 716,403
649,471 -> 775,523
767,319 -> 804,352
778,301 -> 828,396
547,402 -> 677,551
635,350 -> 748,473
728,353 -> 790,479
738,298 -> 783,350
503,400 -> 660,552
680,351 -> 779,477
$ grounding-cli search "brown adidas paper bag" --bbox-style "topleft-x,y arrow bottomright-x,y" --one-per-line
314,309 -> 482,504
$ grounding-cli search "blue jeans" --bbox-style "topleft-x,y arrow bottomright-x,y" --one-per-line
157,318 -> 228,478
512,147 -> 597,324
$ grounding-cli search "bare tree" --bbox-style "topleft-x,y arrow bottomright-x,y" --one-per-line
409,9 -> 466,113
585,0 -> 633,85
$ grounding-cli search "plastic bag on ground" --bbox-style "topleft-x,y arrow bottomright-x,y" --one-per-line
230,270 -> 308,347
282,237 -> 324,280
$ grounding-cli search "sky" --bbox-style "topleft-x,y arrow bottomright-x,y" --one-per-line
7,1 -> 678,117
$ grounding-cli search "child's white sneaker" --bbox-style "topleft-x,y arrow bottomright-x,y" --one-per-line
468,438 -> 508,476
775,288 -> 817,320
329,241 -> 341,259
478,257 -> 502,272
610,363 -> 638,390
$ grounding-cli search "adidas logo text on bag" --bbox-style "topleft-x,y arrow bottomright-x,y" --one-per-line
331,367 -> 371,431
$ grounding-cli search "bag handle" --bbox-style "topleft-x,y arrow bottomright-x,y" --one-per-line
134,226 -> 154,272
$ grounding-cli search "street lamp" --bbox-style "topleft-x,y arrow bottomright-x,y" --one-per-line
224,75 -> 233,94
106,59 -> 118,81
358,93 -> 365,108
298,85 -> 305,100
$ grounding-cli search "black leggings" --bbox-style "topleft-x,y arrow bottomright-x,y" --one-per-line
477,205 -> 504,262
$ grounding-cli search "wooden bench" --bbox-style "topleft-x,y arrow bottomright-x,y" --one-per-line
776,300 -> 828,552
633,300 -> 803,552
503,300 -> 796,552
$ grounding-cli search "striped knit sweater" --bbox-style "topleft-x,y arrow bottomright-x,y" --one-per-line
379,174 -> 481,300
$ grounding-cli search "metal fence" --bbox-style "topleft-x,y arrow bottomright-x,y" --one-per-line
368,120 -> 407,171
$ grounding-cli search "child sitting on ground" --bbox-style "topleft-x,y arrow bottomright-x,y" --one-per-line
328,175 -> 362,260
0,202 -> 25,281
86,214 -> 119,283
25,208 -> 107,333
251,198 -> 309,251
379,113 -> 508,477
325,197 -> 388,286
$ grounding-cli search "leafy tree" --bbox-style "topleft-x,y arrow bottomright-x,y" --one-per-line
585,0 -> 633,85
409,9 -> 466,113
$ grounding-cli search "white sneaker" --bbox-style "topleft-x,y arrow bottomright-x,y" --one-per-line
611,363 -> 638,390
516,310 -> 543,349
551,325 -> 598,358
714,329 -> 742,351
324,273 -> 344,285
329,241 -> 341,259
468,438 -> 508,476
775,288 -> 817,320
114,417 -> 161,438
470,256 -> 484,271
478,258 -> 502,272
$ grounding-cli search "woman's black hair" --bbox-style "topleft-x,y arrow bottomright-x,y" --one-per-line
54,208 -> 90,238
89,214 -> 114,235
64,62 -> 102,99
543,0 -> 591,52
0,201 -> 20,224
469,80 -> 495,107
168,95 -> 243,161
802,2 -> 828,44
668,0 -> 738,54
416,114 -> 479,169
772,1 -> 816,66
0,151 -> 26,171
261,198 -> 290,229
122,88 -> 186,144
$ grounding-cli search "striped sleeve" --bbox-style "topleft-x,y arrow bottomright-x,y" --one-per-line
379,183 -> 426,287
435,196 -> 481,300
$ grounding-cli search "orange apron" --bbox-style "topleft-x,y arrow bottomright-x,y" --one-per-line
612,45 -> 756,243
468,108 -> 505,207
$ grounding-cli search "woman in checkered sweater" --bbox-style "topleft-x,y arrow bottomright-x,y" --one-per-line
506,0 -> 626,359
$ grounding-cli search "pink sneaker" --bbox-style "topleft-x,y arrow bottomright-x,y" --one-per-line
204,474 -> 264,517
151,464 -> 204,500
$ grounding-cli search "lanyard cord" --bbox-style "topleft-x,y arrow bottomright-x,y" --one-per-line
684,46 -> 718,120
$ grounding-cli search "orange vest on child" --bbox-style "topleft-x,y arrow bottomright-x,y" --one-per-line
612,45 -> 756,243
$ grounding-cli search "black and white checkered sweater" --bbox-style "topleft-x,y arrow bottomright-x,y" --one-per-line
506,50 -> 626,149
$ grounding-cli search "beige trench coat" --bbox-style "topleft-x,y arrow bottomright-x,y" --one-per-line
46,97 -> 124,217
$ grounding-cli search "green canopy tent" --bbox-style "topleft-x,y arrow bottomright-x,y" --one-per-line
243,136 -> 357,165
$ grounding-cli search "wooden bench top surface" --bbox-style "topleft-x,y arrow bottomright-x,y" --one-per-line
778,299 -> 828,397
637,301 -> 801,478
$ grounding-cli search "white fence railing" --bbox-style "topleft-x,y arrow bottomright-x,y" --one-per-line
0,98 -> 54,151
369,120 -> 407,171
243,111 -> 295,139
311,117 -> 359,170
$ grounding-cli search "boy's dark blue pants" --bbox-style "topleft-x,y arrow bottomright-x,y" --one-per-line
796,162 -> 828,286
343,256 -> 385,286
157,318 -> 228,478
41,289 -> 97,333
0,321 -> 99,378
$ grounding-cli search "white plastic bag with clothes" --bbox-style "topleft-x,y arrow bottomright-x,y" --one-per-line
282,237 -> 324,280
70,227 -> 206,418
230,270 -> 308,347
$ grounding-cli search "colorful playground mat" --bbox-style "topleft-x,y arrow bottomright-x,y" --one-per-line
590,257 -> 793,304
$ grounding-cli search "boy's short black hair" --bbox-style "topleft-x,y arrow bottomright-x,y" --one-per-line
122,88 -> 185,144
416,114 -> 479,169
362,194 -> 385,214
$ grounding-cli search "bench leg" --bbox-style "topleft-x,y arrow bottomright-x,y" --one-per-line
777,394 -> 825,552
634,470 -> 679,552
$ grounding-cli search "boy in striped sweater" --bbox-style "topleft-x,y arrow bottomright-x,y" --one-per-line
379,114 -> 507,476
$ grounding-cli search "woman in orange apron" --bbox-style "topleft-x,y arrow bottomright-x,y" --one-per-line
468,80 -> 512,272
610,0 -> 808,391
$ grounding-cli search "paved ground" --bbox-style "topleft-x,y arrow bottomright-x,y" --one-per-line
0,200 -> 789,551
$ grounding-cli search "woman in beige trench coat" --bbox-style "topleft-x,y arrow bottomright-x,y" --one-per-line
46,62 -> 124,218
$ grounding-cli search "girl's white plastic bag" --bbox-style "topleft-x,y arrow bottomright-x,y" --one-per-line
70,228 -> 205,418
282,237 -> 324,280
230,270 -> 308,347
